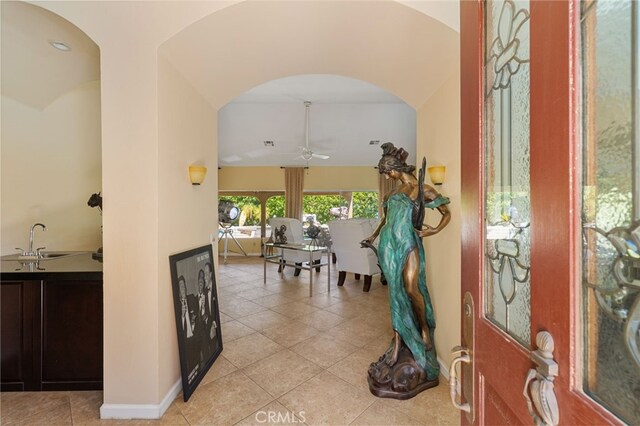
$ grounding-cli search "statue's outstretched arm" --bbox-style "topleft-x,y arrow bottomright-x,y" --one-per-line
416,185 -> 451,238
363,206 -> 387,245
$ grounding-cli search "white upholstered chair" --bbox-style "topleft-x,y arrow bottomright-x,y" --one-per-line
328,218 -> 382,292
268,217 -> 324,276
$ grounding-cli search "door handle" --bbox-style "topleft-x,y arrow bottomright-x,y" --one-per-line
449,346 -> 472,413
522,331 -> 559,426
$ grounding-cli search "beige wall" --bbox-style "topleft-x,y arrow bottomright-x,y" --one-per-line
417,66 -> 461,367
1,81 -> 102,256
219,166 -> 378,192
158,56 -> 218,398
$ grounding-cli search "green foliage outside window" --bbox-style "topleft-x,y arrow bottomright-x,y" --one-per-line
220,191 -> 378,228
266,195 -> 285,219
303,195 -> 347,224
352,192 -> 379,219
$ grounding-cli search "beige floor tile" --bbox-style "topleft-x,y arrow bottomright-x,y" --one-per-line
350,400 -> 422,425
180,371 -> 273,425
270,301 -> 319,319
237,288 -> 278,301
327,348 -> 376,389
303,293 -> 340,309
261,320 -> 321,348
68,390 -> 103,425
356,312 -> 393,331
377,379 -> 454,425
278,371 -> 374,426
200,355 -> 238,386
234,400 -> 306,425
291,334 -> 358,369
362,326 -> 394,347
279,287 -> 317,300
223,282 -> 263,295
223,333 -> 285,368
253,293 -> 296,309
324,320 -> 383,348
1,391 -> 71,425
152,403 -> 191,425
220,299 -> 269,319
219,311 -> 235,323
324,301 -> 374,320
243,349 -> 323,398
237,310 -> 290,332
223,320 -> 257,342
330,285 -> 367,301
298,310 -> 344,331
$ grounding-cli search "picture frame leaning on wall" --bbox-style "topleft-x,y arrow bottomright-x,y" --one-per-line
169,244 -> 222,401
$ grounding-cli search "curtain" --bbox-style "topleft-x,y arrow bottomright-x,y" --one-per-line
284,167 -> 304,219
378,173 -> 397,218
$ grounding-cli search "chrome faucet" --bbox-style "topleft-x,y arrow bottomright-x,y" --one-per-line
16,223 -> 47,258
29,223 -> 46,255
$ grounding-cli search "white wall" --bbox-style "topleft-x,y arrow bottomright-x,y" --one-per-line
1,81 -> 102,255
418,67 -> 461,367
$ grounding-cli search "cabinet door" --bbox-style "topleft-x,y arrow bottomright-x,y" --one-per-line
1,281 -> 40,391
41,280 -> 103,390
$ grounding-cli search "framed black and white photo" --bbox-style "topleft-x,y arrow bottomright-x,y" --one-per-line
169,244 -> 222,401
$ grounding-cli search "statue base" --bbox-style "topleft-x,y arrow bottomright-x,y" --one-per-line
367,343 -> 439,400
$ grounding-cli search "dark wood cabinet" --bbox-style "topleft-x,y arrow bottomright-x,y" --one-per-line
0,281 -> 39,391
0,279 -> 103,391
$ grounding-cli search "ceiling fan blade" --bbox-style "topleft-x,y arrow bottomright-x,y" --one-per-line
312,153 -> 330,160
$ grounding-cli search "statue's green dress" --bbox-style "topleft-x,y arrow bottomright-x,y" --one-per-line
379,192 -> 450,380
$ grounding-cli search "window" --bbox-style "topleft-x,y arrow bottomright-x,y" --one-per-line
265,195 -> 285,220
302,194 -> 347,224
217,195 -> 261,238
352,191 -> 379,219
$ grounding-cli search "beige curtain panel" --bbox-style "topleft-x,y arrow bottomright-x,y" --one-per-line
378,173 -> 398,218
284,167 -> 305,219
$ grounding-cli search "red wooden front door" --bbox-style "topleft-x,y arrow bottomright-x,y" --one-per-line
459,0 -> 638,424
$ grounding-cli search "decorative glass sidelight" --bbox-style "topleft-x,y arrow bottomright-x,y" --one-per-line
581,1 -> 640,424
484,0 -> 531,345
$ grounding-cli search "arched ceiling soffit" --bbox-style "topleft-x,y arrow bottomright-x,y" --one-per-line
2,1 -> 99,109
160,1 -> 459,110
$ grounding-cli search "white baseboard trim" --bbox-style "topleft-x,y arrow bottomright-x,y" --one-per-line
100,378 -> 182,420
438,356 -> 450,382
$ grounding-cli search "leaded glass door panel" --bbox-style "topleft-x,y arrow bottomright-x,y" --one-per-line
460,0 -> 626,424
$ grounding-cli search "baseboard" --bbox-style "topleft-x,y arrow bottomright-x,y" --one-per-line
100,378 -> 182,420
438,356 -> 450,382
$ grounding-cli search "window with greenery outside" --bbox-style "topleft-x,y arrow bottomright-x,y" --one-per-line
218,196 -> 260,226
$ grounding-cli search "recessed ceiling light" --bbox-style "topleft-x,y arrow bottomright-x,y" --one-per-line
49,40 -> 72,52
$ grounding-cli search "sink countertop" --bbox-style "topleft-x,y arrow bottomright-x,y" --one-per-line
0,251 -> 102,281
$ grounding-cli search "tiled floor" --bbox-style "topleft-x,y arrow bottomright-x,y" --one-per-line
1,256 -> 458,425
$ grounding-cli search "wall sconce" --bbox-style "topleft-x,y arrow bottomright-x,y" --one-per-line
428,166 -> 446,185
189,165 -> 207,185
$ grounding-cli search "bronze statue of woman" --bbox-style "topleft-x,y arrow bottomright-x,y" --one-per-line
363,142 -> 451,399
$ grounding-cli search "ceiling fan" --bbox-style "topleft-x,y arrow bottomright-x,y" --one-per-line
297,101 -> 330,165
